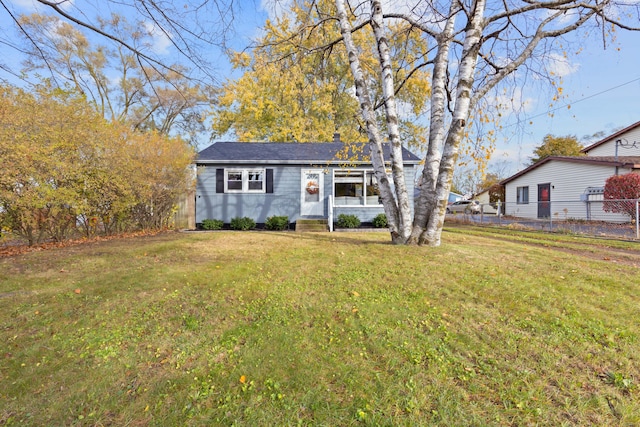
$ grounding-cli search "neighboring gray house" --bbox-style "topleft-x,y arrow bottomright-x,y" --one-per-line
501,120 -> 640,222
195,140 -> 421,228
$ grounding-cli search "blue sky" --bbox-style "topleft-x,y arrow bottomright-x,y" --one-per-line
2,0 -> 639,176
492,28 -> 640,172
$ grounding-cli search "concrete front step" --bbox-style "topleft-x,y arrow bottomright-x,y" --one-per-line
296,219 -> 329,232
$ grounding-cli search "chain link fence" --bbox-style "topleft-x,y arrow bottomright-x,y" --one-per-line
449,199 -> 640,240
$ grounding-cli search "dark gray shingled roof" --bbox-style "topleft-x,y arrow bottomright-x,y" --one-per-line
197,142 -> 421,164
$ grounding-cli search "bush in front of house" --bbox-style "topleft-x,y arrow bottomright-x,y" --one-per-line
372,213 -> 388,228
265,215 -> 289,231
230,216 -> 256,230
603,173 -> 640,220
201,219 -> 224,230
337,214 -> 361,228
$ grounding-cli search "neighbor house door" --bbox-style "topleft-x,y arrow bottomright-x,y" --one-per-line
301,170 -> 324,217
538,183 -> 551,218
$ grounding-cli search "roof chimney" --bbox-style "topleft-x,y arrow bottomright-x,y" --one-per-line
333,132 -> 340,143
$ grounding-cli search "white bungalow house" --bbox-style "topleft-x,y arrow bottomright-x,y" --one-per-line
501,120 -> 640,222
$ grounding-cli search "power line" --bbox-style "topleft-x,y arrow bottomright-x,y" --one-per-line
513,76 -> 640,126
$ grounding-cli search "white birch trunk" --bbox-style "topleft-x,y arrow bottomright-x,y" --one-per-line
335,0 -> 405,243
421,0 -> 487,246
369,0 -> 412,241
410,1 -> 459,245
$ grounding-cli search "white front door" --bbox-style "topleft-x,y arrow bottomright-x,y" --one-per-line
301,170 -> 324,217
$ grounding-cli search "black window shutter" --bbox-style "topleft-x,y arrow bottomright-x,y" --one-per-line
216,169 -> 224,193
266,169 -> 274,193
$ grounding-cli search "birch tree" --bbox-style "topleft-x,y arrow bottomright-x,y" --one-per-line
330,0 -> 640,245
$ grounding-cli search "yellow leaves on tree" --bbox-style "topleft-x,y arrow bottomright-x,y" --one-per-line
211,0 -> 431,146
529,134 -> 584,164
0,84 -> 195,245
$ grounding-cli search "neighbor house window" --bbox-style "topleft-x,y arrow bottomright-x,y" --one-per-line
225,169 -> 265,193
517,186 -> 529,204
333,170 -> 384,206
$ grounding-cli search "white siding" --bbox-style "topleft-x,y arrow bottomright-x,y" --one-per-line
504,160 -> 632,221
584,127 -> 640,157
476,191 -> 490,204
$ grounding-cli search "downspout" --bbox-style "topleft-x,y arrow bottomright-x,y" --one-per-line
615,139 -> 620,175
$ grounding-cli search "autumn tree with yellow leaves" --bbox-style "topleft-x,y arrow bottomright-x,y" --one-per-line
0,84 -> 195,245
530,134 -> 585,164
212,0 -> 431,146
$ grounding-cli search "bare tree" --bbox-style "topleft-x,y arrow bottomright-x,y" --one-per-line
1,0 -> 238,82
331,0 -> 639,245
0,0 -> 242,144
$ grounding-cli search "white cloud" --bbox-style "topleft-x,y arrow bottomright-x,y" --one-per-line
59,0 -> 75,11
486,86 -> 536,123
11,0 -> 75,12
546,52 -> 579,77
142,21 -> 172,55
11,0 -> 41,12
260,0 -> 293,21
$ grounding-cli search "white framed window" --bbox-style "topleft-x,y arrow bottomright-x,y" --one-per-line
247,170 -> 264,191
225,169 -> 265,193
517,186 -> 529,204
333,170 -> 386,206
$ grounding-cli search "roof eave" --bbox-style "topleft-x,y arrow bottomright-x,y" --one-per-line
195,159 -> 421,166
499,156 -> 633,186
581,120 -> 640,153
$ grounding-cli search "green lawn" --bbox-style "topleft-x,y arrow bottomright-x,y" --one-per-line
1,228 -> 638,426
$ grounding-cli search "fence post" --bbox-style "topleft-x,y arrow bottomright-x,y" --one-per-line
636,199 -> 640,239
328,195 -> 334,232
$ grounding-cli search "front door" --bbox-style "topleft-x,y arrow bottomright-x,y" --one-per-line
301,170 -> 324,217
538,183 -> 551,218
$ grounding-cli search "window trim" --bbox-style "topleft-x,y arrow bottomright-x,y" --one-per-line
332,169 -> 388,206
516,186 -> 529,204
224,168 -> 266,193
